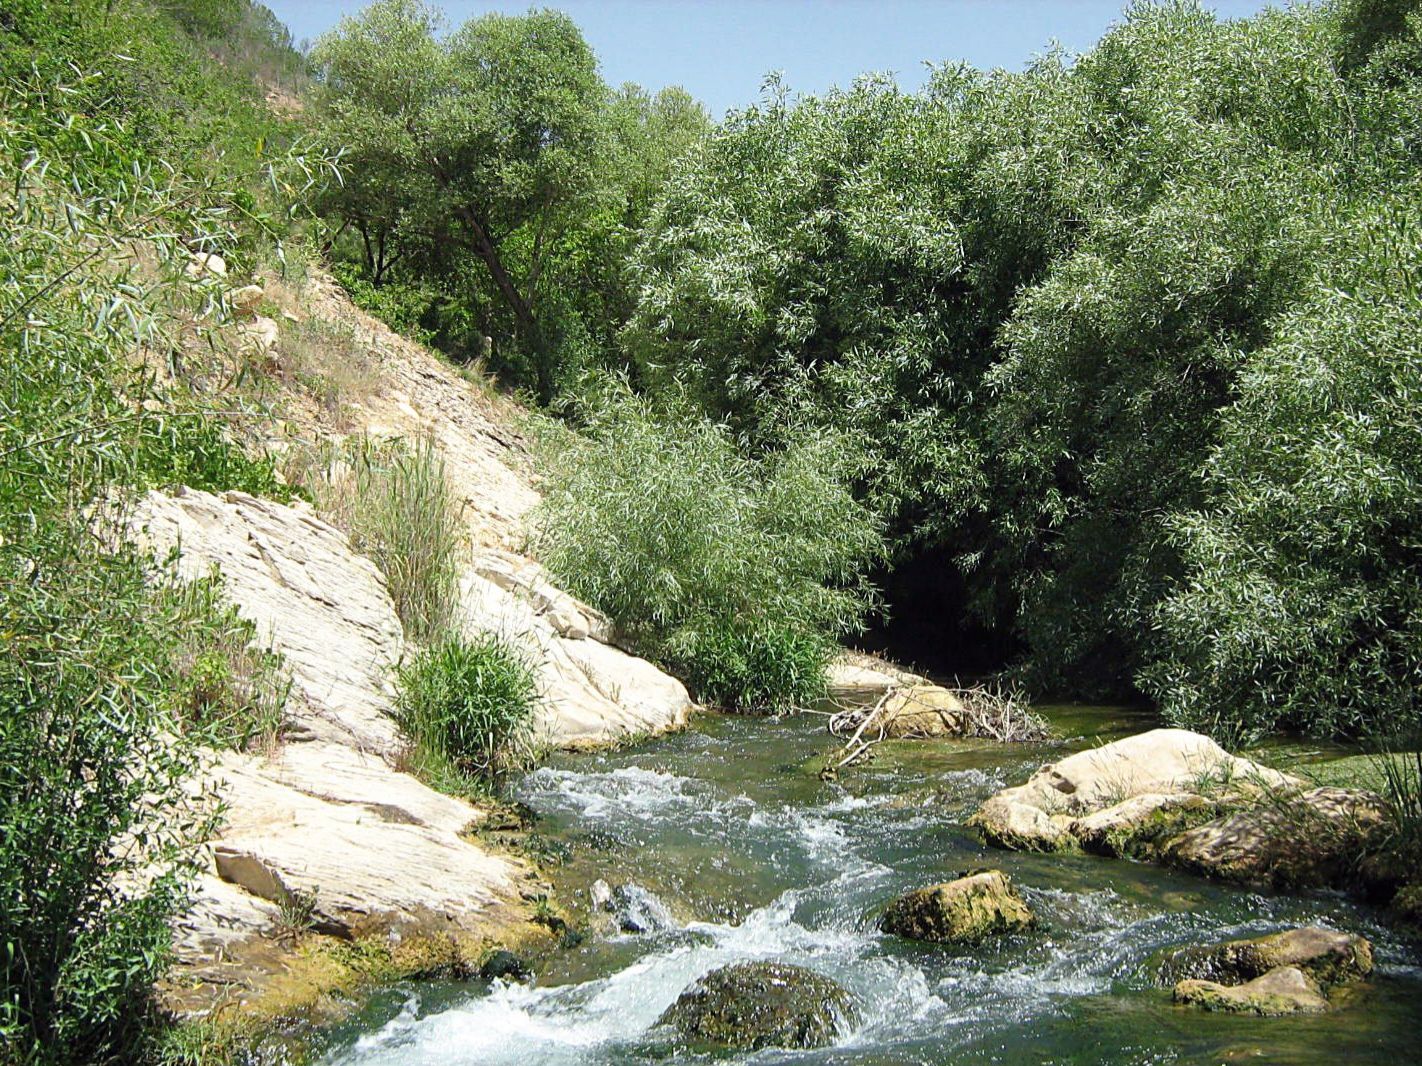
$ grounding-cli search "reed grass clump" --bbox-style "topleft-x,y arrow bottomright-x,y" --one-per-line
294,434 -> 464,643
394,633 -> 540,792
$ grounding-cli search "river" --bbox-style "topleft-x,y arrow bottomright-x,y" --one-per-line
318,706 -> 1421,1064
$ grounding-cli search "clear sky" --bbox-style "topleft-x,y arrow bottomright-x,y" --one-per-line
267,0 -> 1276,117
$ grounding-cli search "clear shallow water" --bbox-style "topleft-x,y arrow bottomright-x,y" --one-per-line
319,707 -> 1422,1065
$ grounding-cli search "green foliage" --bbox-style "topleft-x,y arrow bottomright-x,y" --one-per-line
0,52 -> 301,1063
531,380 -> 883,711
394,633 -> 540,789
625,0 -> 1422,737
0,535 -> 216,1065
293,436 -> 463,643
1142,195 -> 1422,742
161,573 -> 290,752
677,618 -> 831,715
308,0 -> 709,393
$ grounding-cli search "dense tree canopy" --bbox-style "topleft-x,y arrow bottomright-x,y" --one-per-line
621,0 -> 1422,741
309,0 -> 709,396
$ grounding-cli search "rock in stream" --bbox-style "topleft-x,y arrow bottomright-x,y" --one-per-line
657,961 -> 858,1051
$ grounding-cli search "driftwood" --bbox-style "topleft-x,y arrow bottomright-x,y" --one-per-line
826,683 -> 1048,769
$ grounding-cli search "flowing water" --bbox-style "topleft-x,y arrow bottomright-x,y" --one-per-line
320,707 -> 1422,1065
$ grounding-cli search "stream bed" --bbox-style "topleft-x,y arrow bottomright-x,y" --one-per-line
319,706 -> 1422,1064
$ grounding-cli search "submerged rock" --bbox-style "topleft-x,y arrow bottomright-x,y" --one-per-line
880,870 -> 1034,944
478,949 -> 530,983
1174,966 -> 1329,1015
658,961 -> 857,1051
1161,926 -> 1373,991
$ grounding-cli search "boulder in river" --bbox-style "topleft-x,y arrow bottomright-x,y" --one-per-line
969,729 -> 1297,855
880,870 -> 1034,944
1161,926 -> 1374,991
1174,966 -> 1330,1016
1159,786 -> 1389,889
657,961 -> 857,1051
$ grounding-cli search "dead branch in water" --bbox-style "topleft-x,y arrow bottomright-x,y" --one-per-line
826,683 -> 1048,770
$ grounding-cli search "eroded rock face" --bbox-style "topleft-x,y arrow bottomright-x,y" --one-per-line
128,488 -> 405,756
658,962 -> 857,1051
126,489 -> 541,1014
1161,926 -> 1373,991
969,729 -> 1297,856
1174,966 -> 1329,1015
880,870 -> 1034,945
458,553 -> 692,748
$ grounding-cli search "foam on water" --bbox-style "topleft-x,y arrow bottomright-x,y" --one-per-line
332,884 -> 939,1066
326,715 -> 1422,1066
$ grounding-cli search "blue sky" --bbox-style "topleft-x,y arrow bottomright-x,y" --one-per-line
268,0 -> 1276,117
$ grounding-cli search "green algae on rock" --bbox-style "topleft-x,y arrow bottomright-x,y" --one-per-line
1160,926 -> 1374,991
657,961 -> 858,1050
880,870 -> 1034,945
1174,966 -> 1330,1016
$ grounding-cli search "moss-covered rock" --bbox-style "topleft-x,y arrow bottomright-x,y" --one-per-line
1159,786 -> 1388,889
657,961 -> 857,1051
1392,882 -> 1422,927
1071,793 -> 1220,858
1159,926 -> 1373,991
1174,966 -> 1329,1015
879,870 -> 1034,945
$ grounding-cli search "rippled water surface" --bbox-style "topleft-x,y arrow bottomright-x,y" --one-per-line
320,707 -> 1422,1065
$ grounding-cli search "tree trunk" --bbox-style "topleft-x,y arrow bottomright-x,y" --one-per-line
454,205 -> 553,400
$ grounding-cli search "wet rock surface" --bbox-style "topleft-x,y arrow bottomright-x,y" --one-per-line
657,961 -> 858,1050
1174,965 -> 1330,1016
880,870 -> 1035,944
1161,926 -> 1373,990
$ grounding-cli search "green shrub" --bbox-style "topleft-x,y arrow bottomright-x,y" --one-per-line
394,633 -> 540,790
530,379 -> 883,711
0,530 -> 220,1064
0,61 -> 302,1062
294,435 -> 464,643
673,618 -> 832,715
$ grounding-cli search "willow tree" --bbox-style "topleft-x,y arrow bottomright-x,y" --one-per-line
311,0 -> 605,397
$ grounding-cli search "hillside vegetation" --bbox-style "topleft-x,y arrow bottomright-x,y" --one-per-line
3,0 -> 1422,1059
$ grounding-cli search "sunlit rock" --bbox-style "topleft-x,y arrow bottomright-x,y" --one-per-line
1160,926 -> 1373,991
1174,966 -> 1329,1015
880,869 -> 1034,944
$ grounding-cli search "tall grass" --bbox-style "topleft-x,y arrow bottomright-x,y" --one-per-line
160,571 -> 291,753
292,434 -> 464,642
394,633 -> 540,794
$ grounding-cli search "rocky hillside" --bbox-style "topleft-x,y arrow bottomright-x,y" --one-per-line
131,261 -> 693,1018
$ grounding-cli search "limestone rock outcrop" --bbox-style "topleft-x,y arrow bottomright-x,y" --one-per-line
968,729 -> 1295,854
122,489 -> 538,1012
128,488 -> 405,756
458,550 -> 692,748
1159,786 -> 1388,889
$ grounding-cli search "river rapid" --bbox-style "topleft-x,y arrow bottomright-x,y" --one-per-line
319,706 -> 1422,1065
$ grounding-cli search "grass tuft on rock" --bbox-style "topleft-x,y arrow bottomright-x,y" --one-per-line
394,632 -> 541,794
